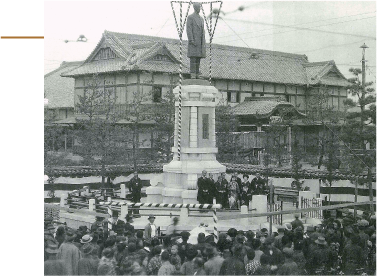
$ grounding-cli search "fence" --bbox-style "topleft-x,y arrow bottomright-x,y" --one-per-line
300,197 -> 323,219
267,201 -> 283,225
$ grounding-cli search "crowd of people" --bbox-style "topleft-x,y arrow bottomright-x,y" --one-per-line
197,171 -> 268,209
44,209 -> 376,275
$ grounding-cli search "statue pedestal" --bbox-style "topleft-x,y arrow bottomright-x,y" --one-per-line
146,80 -> 226,203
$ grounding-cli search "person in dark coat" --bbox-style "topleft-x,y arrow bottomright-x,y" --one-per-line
251,173 -> 267,195
178,231 -> 191,263
186,2 -> 206,79
342,234 -> 366,275
215,172 -> 229,208
291,214 -> 304,230
124,214 -> 135,236
108,211 -> 126,235
128,171 -> 143,216
197,170 -> 213,204
208,173 -> 216,202
219,244 -> 246,275
45,242 -> 67,275
262,237 -> 285,269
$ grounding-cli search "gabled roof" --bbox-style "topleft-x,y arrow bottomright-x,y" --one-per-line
44,61 -> 83,108
303,60 -> 349,86
62,31 -> 349,87
232,98 -> 306,118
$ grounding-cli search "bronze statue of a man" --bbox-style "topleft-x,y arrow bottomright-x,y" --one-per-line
186,2 -> 206,79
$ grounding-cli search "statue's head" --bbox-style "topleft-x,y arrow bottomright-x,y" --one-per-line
193,2 -> 201,13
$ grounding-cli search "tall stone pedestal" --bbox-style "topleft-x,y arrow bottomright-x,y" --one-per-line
146,79 -> 226,203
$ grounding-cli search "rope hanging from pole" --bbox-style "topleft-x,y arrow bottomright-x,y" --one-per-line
201,1 -> 222,85
171,1 -> 191,161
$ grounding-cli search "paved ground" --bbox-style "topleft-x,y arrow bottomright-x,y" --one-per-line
58,199 -> 317,235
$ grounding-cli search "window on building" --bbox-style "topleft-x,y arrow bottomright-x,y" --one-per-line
202,114 -> 209,139
227,91 -> 239,103
260,93 -> 265,97
285,95 -> 289,102
153,86 -> 162,103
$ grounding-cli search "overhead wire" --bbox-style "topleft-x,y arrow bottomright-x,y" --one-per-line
215,15 -> 376,43
215,10 -> 376,39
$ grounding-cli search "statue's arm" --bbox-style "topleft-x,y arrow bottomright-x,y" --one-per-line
186,16 -> 195,45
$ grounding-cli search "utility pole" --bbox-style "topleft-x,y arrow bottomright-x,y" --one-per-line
360,43 -> 374,213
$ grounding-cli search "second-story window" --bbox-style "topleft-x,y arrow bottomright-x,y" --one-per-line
153,86 -> 162,103
227,91 -> 239,103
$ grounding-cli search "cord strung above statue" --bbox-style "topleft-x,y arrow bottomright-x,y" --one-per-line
170,0 -> 222,161
171,1 -> 222,81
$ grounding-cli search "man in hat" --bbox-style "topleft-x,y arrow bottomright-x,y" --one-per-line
91,216 -> 105,232
186,2 -> 206,79
124,214 -> 135,236
129,171 -> 143,217
80,234 -> 93,245
307,236 -> 331,274
108,210 -> 126,235
278,247 -> 299,275
57,229 -> 81,275
274,226 -> 286,251
44,224 -> 58,262
291,214 -> 304,230
44,242 -> 67,275
166,217 -> 180,237
144,215 -> 158,240
77,243 -> 99,275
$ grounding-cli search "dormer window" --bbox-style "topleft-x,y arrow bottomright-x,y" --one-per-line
93,47 -> 117,60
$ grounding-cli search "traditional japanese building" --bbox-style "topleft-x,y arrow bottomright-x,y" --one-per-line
62,31 -> 349,113
48,31 -> 351,159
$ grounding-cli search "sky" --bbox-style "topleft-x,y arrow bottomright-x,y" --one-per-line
44,0 -> 376,83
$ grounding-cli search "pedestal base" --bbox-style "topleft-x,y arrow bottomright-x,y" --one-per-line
146,159 -> 225,203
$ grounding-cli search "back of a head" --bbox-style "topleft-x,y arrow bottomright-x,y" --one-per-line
232,244 -> 244,258
161,250 -> 170,262
136,230 -> 144,239
117,242 -> 127,252
56,226 -> 65,236
246,230 -> 255,240
152,245 -> 162,256
102,247 -> 114,259
252,238 -> 261,250
246,247 -> 255,261
194,257 -> 205,268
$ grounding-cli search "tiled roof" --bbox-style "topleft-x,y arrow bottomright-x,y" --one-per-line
62,31 -> 349,87
303,60 -> 349,86
232,99 -> 306,118
45,61 -> 83,108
